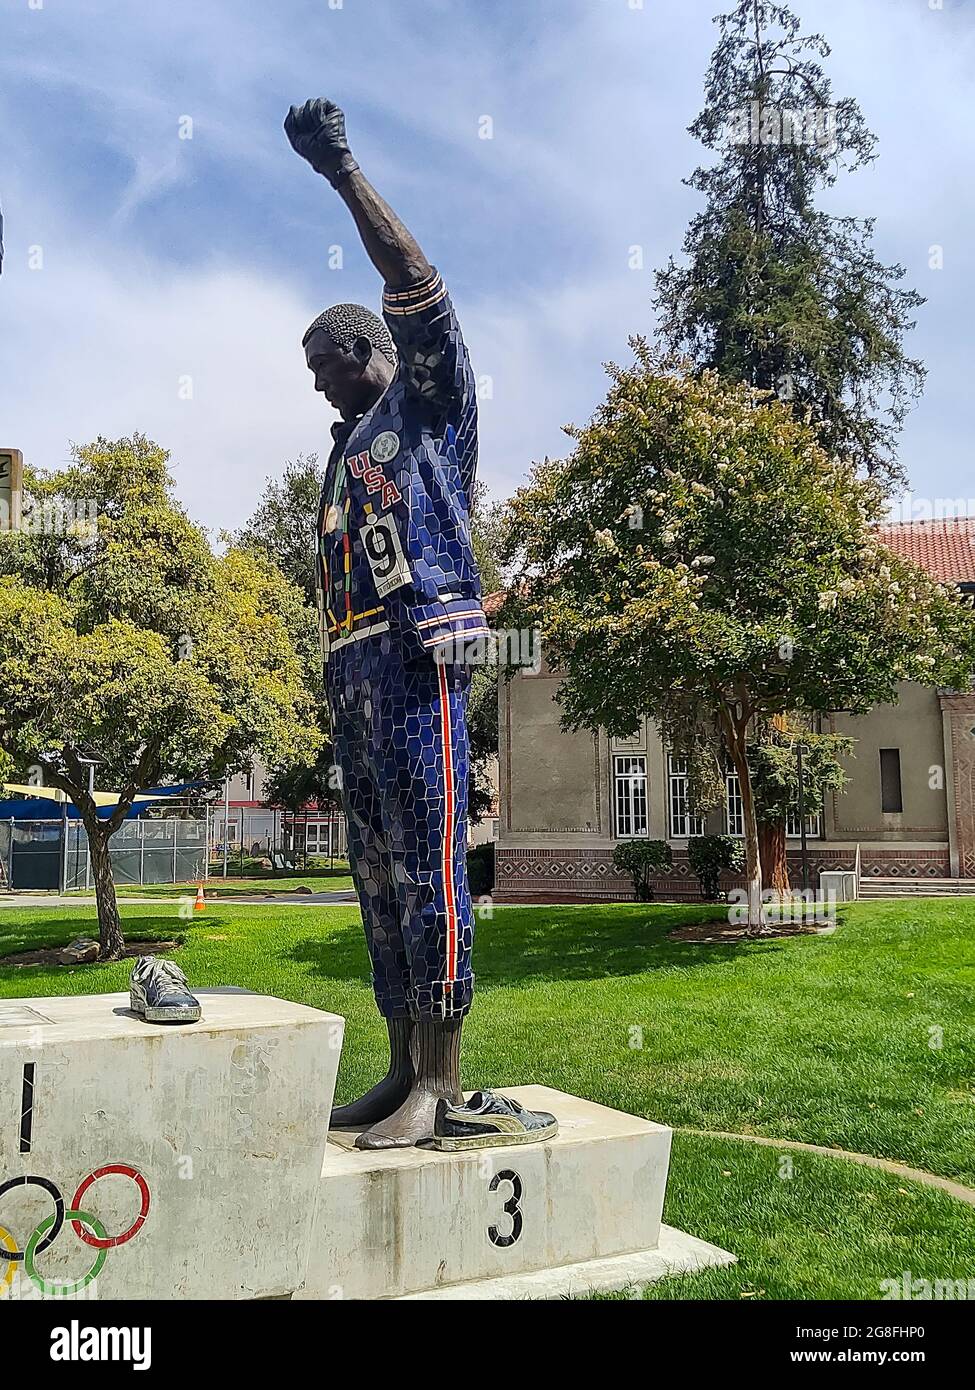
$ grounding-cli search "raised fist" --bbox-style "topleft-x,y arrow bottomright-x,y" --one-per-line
285,99 -> 360,187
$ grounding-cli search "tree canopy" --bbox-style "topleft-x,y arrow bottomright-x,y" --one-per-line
0,435 -> 320,955
502,348 -> 975,926
655,0 -> 924,490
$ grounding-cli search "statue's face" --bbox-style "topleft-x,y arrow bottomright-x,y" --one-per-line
305,326 -> 378,420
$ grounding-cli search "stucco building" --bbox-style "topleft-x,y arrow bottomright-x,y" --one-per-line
494,519 -> 975,901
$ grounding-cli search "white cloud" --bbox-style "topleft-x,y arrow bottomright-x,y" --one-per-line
1,0 -> 973,529
1,202 -> 328,528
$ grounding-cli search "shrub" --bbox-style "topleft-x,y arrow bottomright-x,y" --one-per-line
468,841 -> 495,897
687,834 -> 745,901
612,839 -> 673,902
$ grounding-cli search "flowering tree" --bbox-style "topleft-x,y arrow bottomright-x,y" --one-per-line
501,347 -> 975,931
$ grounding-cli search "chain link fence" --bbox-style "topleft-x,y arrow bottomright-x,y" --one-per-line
66,817 -> 208,889
208,808 -> 347,873
0,817 -> 208,891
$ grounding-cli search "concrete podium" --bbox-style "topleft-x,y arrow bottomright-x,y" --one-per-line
0,992 -> 733,1300
301,1086 -> 733,1300
0,992 -> 343,1300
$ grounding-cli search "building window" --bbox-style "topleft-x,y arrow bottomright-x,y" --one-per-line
305,821 -> 333,855
614,756 -> 648,838
725,769 -> 744,838
786,805 -> 822,839
880,748 -> 903,814
668,755 -> 706,839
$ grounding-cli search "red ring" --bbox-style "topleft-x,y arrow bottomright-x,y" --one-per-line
70,1165 -> 150,1249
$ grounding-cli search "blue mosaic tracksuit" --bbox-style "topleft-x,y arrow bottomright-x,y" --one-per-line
317,270 -> 488,1020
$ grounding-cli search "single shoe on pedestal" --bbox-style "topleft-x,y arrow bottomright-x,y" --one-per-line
129,955 -> 201,1024
432,1090 -> 558,1150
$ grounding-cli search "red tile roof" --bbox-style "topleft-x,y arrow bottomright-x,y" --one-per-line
478,521 -> 975,612
876,518 -> 975,584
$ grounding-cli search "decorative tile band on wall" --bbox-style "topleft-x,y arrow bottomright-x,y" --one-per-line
494,846 -> 955,902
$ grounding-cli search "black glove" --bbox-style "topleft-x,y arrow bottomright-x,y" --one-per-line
284,99 -> 360,188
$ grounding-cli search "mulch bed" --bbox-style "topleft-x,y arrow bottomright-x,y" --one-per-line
0,940 -> 178,968
668,921 -> 832,944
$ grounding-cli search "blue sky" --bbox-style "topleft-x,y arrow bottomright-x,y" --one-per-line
1,0 -> 973,530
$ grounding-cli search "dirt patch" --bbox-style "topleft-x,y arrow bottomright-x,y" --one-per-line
668,921 -> 831,944
0,940 -> 179,968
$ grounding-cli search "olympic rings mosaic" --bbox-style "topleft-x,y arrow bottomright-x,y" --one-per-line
0,1164 -> 150,1295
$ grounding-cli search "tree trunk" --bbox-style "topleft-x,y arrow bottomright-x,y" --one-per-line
729,732 -> 766,934
88,825 -> 124,960
759,818 -> 790,899
759,713 -> 792,899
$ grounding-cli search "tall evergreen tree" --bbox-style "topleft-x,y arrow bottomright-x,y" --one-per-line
655,1 -> 926,890
655,0 -> 924,491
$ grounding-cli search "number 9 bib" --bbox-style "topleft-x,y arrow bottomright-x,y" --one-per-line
360,514 -> 413,598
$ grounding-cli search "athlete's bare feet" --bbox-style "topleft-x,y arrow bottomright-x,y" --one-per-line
330,1017 -> 414,1129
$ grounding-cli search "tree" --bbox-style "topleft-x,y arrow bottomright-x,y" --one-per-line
501,349 -> 975,931
748,719 -> 852,891
655,1 -> 927,887
0,436 -> 320,958
466,481 -> 507,822
470,481 -> 506,596
236,453 -> 325,606
655,0 -> 925,492
235,452 -> 340,824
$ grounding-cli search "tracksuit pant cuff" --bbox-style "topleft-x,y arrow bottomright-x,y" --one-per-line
413,976 -> 475,1020
373,985 -> 412,1020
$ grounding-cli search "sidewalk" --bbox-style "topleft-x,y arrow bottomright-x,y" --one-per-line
0,890 -> 358,909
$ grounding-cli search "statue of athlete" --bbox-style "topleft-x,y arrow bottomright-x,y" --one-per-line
285,99 -> 488,1149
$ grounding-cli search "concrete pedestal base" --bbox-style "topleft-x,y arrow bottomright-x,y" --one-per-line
0,991 -> 343,1300
297,1086 -> 735,1300
1,998 -> 732,1300
396,1225 -> 735,1299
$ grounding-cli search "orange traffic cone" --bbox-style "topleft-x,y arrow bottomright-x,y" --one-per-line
194,884 -> 206,912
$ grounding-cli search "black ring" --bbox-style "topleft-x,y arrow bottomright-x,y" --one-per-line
0,1176 -> 65,1260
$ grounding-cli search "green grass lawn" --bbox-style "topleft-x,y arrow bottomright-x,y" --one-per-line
629,1132 -> 975,1301
2,895 -> 973,1298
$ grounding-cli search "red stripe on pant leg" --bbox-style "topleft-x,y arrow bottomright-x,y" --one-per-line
438,661 -> 457,987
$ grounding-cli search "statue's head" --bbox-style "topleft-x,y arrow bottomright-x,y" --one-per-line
302,303 -> 396,420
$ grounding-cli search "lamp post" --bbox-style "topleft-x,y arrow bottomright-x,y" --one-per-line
796,739 -> 810,895
75,753 -> 104,894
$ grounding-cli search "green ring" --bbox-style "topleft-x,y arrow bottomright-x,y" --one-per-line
25,1208 -> 107,1296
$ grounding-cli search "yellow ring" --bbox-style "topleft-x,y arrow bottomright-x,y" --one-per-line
0,1225 -> 17,1293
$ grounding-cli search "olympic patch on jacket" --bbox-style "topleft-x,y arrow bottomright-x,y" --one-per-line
370,430 -> 400,464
